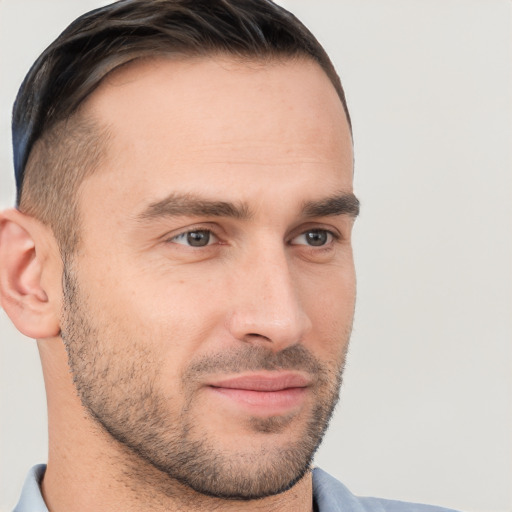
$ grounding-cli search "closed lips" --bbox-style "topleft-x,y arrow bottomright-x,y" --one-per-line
207,373 -> 311,391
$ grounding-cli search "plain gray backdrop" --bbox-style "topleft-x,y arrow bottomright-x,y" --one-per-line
1,1 -> 511,511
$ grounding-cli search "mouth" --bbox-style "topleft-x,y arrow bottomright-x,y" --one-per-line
206,372 -> 311,415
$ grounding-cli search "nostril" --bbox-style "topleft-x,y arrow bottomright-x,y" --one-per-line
246,333 -> 272,342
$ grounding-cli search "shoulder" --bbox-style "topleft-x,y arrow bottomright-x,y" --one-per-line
312,467 -> 462,512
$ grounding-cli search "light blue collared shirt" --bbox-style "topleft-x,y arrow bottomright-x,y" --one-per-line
13,465 -> 461,512
13,465 -> 48,512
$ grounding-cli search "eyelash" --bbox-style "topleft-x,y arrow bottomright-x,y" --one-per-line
167,226 -> 340,248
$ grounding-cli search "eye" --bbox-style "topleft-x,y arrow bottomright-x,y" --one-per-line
171,229 -> 218,247
291,229 -> 334,247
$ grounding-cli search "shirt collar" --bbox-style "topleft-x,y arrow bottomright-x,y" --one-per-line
13,464 -> 49,512
14,464 -> 360,512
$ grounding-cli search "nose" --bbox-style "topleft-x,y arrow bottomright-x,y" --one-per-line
226,244 -> 312,351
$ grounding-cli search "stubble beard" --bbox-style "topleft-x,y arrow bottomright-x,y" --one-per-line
60,265 -> 350,501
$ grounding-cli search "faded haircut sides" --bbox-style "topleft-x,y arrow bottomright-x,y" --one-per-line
14,0 -> 351,256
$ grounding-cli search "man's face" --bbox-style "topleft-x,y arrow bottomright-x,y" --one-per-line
61,56 -> 356,499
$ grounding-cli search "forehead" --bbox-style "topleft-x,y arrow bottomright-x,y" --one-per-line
80,55 -> 353,210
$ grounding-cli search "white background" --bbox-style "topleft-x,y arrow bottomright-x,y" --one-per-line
1,1 -> 511,511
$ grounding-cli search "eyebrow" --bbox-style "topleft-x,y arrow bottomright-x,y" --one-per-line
138,193 -> 251,221
137,191 -> 359,222
301,192 -> 360,219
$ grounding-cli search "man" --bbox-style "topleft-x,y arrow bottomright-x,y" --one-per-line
0,1 -> 461,510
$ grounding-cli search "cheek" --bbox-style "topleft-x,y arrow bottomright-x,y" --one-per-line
91,266 -> 228,361
298,262 -> 355,353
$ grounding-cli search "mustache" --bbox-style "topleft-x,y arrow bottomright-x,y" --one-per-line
182,344 -> 338,385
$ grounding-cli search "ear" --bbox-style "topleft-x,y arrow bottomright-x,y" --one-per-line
0,208 -> 61,339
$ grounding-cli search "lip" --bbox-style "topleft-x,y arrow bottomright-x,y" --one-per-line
208,372 -> 311,391
206,372 -> 311,415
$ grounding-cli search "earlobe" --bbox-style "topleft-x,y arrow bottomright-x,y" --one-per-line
0,209 -> 61,339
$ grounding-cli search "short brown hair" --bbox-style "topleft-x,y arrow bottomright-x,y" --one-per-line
14,0 -> 351,255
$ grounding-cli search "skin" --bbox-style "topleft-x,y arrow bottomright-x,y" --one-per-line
0,56 -> 356,511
